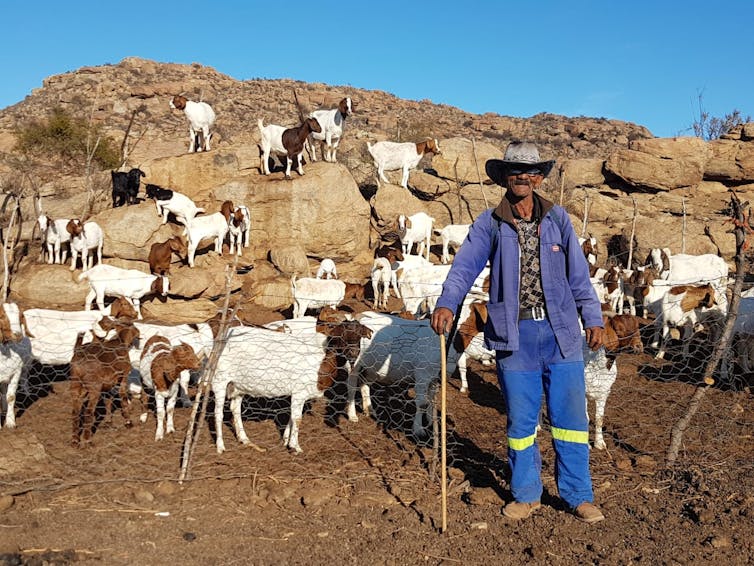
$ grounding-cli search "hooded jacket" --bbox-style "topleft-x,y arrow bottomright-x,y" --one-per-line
435,192 -> 603,357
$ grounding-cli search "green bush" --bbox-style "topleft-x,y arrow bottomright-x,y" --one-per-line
15,107 -> 120,169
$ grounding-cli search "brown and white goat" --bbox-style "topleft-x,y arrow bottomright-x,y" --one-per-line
258,117 -> 323,178
367,138 -> 441,188
138,336 -> 201,440
655,283 -> 720,360
70,321 -> 140,446
148,237 -> 187,275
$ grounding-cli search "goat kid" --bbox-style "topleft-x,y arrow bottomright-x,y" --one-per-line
66,220 -> 103,271
185,201 -> 232,267
228,205 -> 251,255
70,321 -> 140,445
148,237 -> 187,275
145,184 -> 205,230
138,336 -> 201,440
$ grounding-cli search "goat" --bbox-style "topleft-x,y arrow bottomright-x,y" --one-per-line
70,321 -> 140,445
138,336 -> 201,440
450,301 -> 494,394
397,264 -> 452,317
585,313 -> 647,449
291,275 -> 346,318
111,168 -> 145,207
79,264 -> 169,319
227,205 -> 251,256
398,212 -> 435,262
145,184 -> 205,230
258,117 -> 322,179
148,237 -> 187,275
434,224 -> 470,264
367,138 -> 441,188
170,95 -> 216,152
371,257 -> 392,309
308,97 -> 353,163
578,235 -> 598,266
212,314 -> 372,453
0,303 -> 29,430
348,311 -> 462,439
66,220 -> 103,271
37,215 -> 71,264
315,258 -> 338,280
655,283 -> 719,359
21,299 -> 137,366
185,201 -> 232,267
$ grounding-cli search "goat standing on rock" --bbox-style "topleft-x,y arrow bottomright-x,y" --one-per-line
170,95 -> 216,153
258,117 -> 322,179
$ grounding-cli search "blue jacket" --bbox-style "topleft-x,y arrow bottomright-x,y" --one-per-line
435,193 -> 603,357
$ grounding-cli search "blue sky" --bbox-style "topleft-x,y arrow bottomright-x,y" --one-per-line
2,0 -> 751,138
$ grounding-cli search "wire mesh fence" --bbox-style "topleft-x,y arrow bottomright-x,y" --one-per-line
2,196 -> 754,514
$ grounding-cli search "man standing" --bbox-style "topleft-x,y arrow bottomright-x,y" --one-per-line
430,141 -> 605,524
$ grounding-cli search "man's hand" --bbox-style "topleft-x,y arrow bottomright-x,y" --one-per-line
585,326 -> 604,351
431,307 -> 454,335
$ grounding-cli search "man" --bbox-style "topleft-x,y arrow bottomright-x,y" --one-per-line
430,141 -> 605,524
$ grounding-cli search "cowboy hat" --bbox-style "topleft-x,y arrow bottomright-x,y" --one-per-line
485,141 -> 556,186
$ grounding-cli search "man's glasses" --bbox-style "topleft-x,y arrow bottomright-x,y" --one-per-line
508,168 -> 543,176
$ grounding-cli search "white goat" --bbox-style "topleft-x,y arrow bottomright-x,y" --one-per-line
37,215 -> 71,264
308,97 -> 352,162
185,212 -> 229,267
367,138 -> 441,188
389,254 -> 432,299
398,212 -> 435,262
228,205 -> 251,255
584,343 -> 617,451
315,258 -> 338,280
348,311 -> 461,439
0,303 -> 29,430
67,220 -> 103,271
434,224 -> 470,264
170,95 -> 216,152
291,276 -> 346,318
21,302 -> 134,366
79,264 -> 169,319
397,264 -> 452,317
212,319 -> 371,453
371,257 -> 392,309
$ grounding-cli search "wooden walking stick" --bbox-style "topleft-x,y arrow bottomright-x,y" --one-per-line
440,332 -> 448,533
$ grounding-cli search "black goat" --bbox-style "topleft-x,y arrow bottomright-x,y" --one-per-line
145,184 -> 174,201
111,168 -> 145,208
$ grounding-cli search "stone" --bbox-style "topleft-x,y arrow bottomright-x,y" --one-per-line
431,137 -> 504,184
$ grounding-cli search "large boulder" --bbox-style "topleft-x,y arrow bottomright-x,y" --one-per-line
704,139 -> 754,183
560,158 -> 606,189
431,138 -> 504,184
605,137 -> 710,191
210,162 -> 370,261
9,262 -> 89,309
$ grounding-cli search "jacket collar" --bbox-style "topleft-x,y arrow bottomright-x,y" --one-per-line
493,191 -> 555,226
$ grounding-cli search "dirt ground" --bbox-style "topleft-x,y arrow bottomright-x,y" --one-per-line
1,306 -> 754,565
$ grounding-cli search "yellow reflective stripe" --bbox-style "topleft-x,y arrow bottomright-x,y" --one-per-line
551,427 -> 589,444
508,433 -> 537,451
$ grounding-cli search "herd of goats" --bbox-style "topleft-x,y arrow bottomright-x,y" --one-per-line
0,93 -> 751,458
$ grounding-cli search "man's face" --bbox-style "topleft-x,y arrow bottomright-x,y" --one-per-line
506,168 -> 544,198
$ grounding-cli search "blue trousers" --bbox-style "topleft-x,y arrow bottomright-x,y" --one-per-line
496,319 -> 594,509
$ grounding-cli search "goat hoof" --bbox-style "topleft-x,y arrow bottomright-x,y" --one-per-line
124,420 -> 133,428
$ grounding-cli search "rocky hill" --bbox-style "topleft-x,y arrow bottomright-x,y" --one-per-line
0,57 -> 752,320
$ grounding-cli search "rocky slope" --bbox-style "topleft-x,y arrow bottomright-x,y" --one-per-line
0,57 -> 752,318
